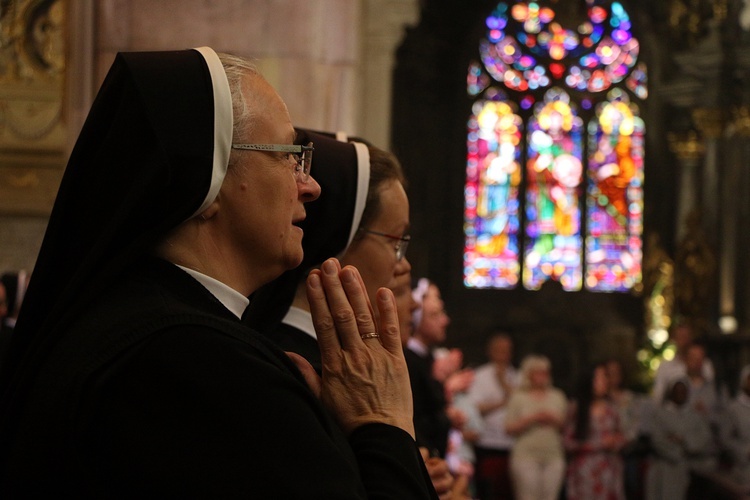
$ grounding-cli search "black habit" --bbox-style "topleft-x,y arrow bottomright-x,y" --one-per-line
0,48 -> 435,498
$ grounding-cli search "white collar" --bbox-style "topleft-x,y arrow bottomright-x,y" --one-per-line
175,265 -> 249,320
407,336 -> 429,357
281,306 -> 317,340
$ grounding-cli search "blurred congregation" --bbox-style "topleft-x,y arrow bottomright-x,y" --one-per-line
395,285 -> 750,499
2,0 -> 750,499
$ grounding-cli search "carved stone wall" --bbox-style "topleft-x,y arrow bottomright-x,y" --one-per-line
0,0 -> 418,272
94,0 -> 417,145
0,0 -> 67,272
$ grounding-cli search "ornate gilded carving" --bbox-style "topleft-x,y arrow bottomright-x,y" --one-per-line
0,0 -> 65,149
691,107 -> 724,139
0,0 -> 65,82
634,232 -> 677,389
674,209 -> 716,330
6,170 -> 39,188
667,0 -> 716,47
667,130 -> 706,161
730,106 -> 750,137
642,232 -> 675,341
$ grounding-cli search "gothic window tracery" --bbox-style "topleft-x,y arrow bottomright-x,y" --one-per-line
464,0 -> 646,292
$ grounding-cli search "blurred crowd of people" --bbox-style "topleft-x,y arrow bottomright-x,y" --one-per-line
5,255 -> 749,499
6,46 -> 745,499
403,282 -> 750,500
5,258 -> 748,500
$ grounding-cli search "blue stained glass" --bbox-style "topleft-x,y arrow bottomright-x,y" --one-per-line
523,89 -> 583,291
591,24 -> 604,41
612,2 -> 625,16
585,91 -> 644,291
467,0 -> 646,291
464,97 -> 524,289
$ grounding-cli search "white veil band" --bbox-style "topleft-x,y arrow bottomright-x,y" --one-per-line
192,46 -> 233,217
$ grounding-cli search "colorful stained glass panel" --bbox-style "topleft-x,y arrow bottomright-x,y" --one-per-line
466,1 -> 647,293
464,93 -> 523,288
523,89 -> 583,291
585,89 -> 645,291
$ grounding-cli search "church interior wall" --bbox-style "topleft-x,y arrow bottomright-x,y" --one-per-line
1,0 -> 749,394
391,0 -> 750,392
0,0 -> 418,277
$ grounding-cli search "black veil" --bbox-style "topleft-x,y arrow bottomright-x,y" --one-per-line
244,128 -> 370,331
0,47 -> 232,443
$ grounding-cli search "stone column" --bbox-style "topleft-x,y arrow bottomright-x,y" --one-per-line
692,108 -> 723,234
66,0 -> 96,155
667,131 -> 705,243
361,0 -> 419,148
727,105 -> 750,332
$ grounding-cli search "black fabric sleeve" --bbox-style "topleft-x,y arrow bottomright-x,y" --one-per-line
406,350 -> 450,457
349,423 -> 439,499
78,326 -> 432,498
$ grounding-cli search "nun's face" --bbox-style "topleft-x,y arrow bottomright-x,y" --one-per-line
391,271 -> 417,347
340,179 -> 411,323
221,75 -> 320,281
416,285 -> 449,345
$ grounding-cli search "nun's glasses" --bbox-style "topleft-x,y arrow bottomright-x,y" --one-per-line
231,142 -> 314,183
359,229 -> 411,261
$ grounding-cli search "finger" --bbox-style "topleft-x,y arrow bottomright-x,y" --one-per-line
375,287 -> 402,355
285,351 -> 321,398
339,266 -> 378,343
318,259 -> 362,350
354,267 -> 376,324
306,269 -> 342,356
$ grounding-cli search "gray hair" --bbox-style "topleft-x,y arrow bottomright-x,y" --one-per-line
518,354 -> 552,390
217,52 -> 259,146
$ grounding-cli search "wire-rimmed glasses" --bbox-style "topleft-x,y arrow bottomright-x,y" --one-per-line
231,142 -> 314,183
359,228 -> 411,261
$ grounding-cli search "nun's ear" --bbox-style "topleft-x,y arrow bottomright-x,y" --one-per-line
198,200 -> 220,221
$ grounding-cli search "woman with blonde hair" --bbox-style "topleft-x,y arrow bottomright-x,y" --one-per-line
505,355 -> 567,500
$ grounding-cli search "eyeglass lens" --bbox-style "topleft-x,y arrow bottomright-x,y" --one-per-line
295,142 -> 313,183
396,239 -> 409,261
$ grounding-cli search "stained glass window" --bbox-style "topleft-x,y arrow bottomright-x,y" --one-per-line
464,90 -> 523,288
464,0 -> 647,292
524,88 -> 584,291
585,88 -> 644,291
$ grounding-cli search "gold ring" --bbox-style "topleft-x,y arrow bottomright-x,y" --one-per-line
360,332 -> 380,340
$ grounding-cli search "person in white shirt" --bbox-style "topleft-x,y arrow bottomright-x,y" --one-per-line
505,355 -> 567,500
651,323 -> 714,403
467,333 -> 519,499
724,365 -> 750,489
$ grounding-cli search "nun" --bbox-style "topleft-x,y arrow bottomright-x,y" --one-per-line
0,47 -> 435,498
246,130 -> 411,373
244,127 -> 372,372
